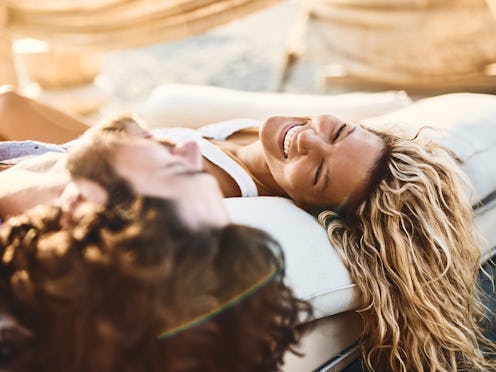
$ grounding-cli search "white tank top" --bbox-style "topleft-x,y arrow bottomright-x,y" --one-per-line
151,119 -> 262,197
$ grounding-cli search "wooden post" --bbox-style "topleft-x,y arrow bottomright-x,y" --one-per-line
0,0 -> 18,87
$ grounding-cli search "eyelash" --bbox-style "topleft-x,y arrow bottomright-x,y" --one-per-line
314,122 -> 347,186
333,123 -> 346,143
315,124 -> 346,186
314,160 -> 323,186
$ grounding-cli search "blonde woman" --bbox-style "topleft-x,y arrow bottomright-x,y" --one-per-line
319,130 -> 495,371
1,89 -> 495,370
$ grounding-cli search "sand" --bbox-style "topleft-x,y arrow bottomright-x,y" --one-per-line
101,1 -> 320,110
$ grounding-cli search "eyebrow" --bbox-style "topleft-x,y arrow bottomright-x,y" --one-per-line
158,139 -> 174,148
162,160 -> 206,178
164,161 -> 184,169
172,169 -> 207,179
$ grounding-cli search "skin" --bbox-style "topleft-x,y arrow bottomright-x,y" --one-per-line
121,121 -> 153,139
82,115 -> 384,213
0,153 -> 69,219
130,115 -> 382,212
110,139 -> 230,228
0,138 -> 229,229
0,86 -> 89,143
226,115 -> 385,210
0,90 -> 385,213
258,115 -> 384,209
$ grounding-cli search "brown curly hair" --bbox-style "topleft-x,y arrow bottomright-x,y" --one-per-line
0,196 -> 312,371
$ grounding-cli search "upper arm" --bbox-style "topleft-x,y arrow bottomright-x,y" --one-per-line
0,153 -> 70,219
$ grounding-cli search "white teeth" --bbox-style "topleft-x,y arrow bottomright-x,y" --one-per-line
283,125 -> 302,157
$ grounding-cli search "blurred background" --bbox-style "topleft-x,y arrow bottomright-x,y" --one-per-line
2,0 -> 496,118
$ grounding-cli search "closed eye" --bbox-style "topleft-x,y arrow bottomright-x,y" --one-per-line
164,161 -> 186,169
313,160 -> 323,186
333,123 -> 346,142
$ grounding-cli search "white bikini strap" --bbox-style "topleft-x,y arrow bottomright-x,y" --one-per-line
198,119 -> 262,140
199,139 -> 259,197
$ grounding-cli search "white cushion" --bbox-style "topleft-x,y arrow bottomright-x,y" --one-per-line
364,93 -> 496,206
136,83 -> 411,128
225,197 -> 360,319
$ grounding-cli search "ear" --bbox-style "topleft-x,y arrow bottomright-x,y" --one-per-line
58,179 -> 108,209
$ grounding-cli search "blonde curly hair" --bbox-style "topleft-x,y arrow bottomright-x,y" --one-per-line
319,128 -> 496,371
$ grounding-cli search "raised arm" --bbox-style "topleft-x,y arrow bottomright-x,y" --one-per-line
0,86 -> 89,143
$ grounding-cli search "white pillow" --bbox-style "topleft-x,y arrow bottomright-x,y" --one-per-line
364,93 -> 496,206
136,83 -> 411,128
225,197 -> 360,319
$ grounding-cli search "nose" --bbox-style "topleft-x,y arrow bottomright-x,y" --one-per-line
141,129 -> 154,139
296,128 -> 324,155
170,141 -> 202,170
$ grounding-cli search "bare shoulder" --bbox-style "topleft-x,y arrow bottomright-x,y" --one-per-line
225,127 -> 259,145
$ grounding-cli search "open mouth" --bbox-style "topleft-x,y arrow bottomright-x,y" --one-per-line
282,124 -> 303,158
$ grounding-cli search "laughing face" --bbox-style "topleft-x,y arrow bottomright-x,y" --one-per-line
259,115 -> 384,211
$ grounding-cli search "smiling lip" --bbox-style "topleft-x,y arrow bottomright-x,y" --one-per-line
279,123 -> 301,158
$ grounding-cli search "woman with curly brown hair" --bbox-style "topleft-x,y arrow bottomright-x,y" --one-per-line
0,195 -> 311,371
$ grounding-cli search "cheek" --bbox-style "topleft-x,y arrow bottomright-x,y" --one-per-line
114,156 -> 149,182
127,168 -> 153,191
276,165 -> 307,198
120,165 -> 165,197
264,151 -> 283,177
153,175 -> 210,201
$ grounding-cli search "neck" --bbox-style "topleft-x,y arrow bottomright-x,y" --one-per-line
223,140 -> 286,196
